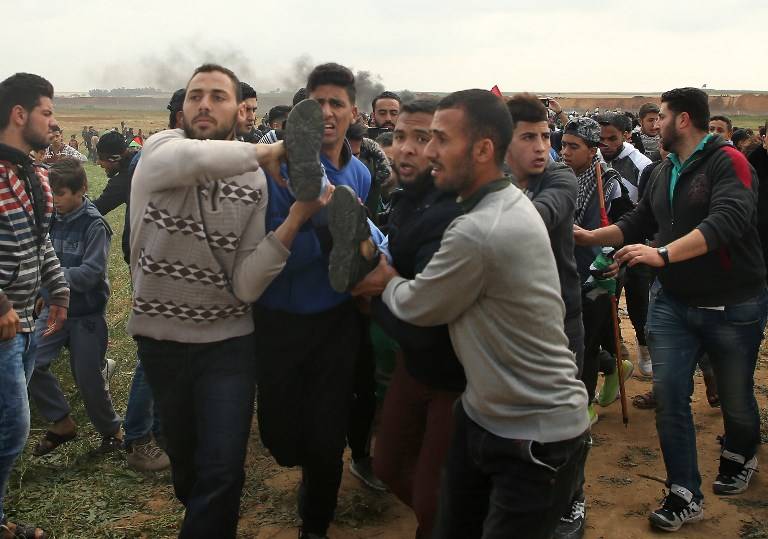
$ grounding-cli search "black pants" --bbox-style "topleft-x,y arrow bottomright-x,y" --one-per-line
623,264 -> 653,346
347,314 -> 377,462
581,289 -> 616,403
433,402 -> 588,539
253,301 -> 360,535
136,334 -> 257,539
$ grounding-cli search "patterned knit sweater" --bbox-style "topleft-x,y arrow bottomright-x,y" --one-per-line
128,129 -> 290,343
0,153 -> 70,331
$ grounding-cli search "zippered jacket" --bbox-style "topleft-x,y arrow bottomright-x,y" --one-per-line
617,136 -> 765,306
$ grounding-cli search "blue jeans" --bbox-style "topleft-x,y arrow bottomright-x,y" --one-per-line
123,360 -> 161,446
647,287 -> 768,499
0,333 -> 33,523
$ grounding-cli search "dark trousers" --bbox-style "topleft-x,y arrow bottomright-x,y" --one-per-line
373,358 -> 459,539
253,301 -> 360,535
433,402 -> 588,539
623,264 -> 653,346
347,314 -> 377,462
136,334 -> 256,539
580,289 -> 615,403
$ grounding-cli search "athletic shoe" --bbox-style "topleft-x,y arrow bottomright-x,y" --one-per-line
127,437 -> 171,472
102,358 -> 117,391
637,342 -> 652,378
649,485 -> 703,532
98,434 -> 123,454
284,99 -> 325,201
713,451 -> 758,495
588,404 -> 598,427
328,185 -> 376,293
553,498 -> 586,539
597,359 -> 634,407
349,456 -> 387,492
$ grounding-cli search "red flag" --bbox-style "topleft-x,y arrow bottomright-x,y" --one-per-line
490,85 -> 502,97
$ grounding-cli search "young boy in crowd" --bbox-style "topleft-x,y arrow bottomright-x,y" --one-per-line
28,158 -> 122,456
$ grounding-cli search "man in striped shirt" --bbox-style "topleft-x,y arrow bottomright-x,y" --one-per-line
0,72 -> 70,539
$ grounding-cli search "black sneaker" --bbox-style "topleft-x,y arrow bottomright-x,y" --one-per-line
284,99 -> 325,201
553,497 -> 585,539
649,485 -> 703,532
328,185 -> 375,293
713,450 -> 758,495
349,456 -> 387,492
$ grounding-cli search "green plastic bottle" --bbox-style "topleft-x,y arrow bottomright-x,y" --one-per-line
589,247 -> 617,295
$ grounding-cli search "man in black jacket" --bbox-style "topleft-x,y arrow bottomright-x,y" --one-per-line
369,99 -> 465,539
576,87 -> 767,533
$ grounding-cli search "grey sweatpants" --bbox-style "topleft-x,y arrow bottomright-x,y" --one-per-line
28,307 -> 121,436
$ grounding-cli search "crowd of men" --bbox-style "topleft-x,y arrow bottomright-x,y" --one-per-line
0,64 -> 766,539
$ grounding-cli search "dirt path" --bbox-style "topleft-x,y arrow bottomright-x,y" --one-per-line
231,311 -> 768,539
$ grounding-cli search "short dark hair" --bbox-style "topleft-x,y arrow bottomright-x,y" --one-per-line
187,63 -> 242,102
240,82 -> 258,101
371,91 -> 401,112
292,87 -> 308,106
638,102 -> 660,119
376,131 -> 394,148
268,105 -> 291,126
51,125 -> 62,133
596,111 -> 632,133
346,122 -> 368,141
167,88 -> 186,129
505,94 -> 548,131
307,63 -> 356,104
437,89 -> 512,166
49,158 -> 87,193
710,114 -> 733,132
0,73 -> 54,130
401,99 -> 438,116
660,87 -> 710,131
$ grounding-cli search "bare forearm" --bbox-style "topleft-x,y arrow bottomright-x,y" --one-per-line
586,224 -> 625,246
666,229 -> 708,263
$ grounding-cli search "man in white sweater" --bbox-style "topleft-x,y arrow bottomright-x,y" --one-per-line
129,64 -> 330,538
354,89 -> 589,539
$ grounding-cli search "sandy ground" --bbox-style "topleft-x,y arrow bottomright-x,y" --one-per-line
227,311 -> 768,539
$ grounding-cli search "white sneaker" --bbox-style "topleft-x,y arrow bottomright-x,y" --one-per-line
637,343 -> 652,378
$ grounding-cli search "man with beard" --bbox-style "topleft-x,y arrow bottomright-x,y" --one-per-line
369,98 -> 465,539
354,89 -> 589,539
369,91 -> 401,137
129,64 -> 330,538
576,87 -> 766,532
0,72 -> 69,539
236,82 -> 262,143
631,103 -> 662,161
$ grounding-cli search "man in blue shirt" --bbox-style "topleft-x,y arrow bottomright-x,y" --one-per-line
253,63 -> 373,539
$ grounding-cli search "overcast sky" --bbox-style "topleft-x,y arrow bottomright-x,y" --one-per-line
3,0 -> 767,94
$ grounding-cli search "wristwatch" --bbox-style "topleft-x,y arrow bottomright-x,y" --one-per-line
657,246 -> 670,266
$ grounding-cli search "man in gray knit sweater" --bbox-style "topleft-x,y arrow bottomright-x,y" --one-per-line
129,64 -> 330,538
354,89 -> 589,539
